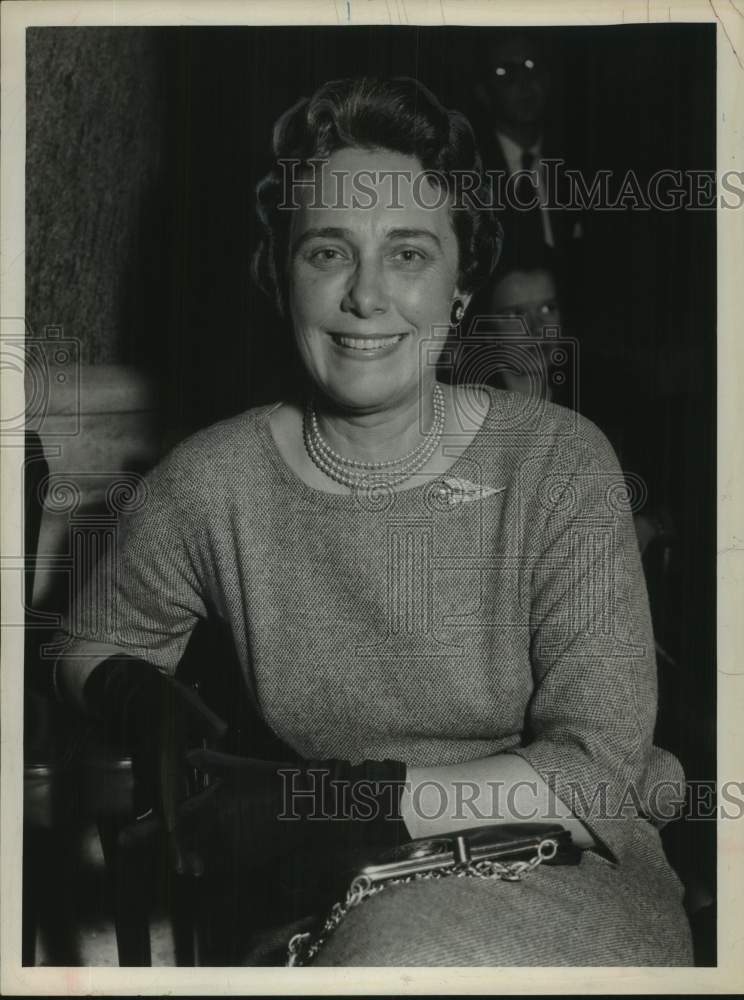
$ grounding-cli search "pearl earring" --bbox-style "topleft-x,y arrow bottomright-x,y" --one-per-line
451,300 -> 465,325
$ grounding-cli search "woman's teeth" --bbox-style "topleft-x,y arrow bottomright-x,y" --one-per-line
333,334 -> 405,350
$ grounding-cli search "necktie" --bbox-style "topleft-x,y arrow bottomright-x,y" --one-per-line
511,149 -> 545,257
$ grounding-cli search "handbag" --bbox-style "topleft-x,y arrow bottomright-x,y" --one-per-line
287,821 -> 580,966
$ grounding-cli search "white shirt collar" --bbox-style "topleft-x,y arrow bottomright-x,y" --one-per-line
496,131 -> 542,174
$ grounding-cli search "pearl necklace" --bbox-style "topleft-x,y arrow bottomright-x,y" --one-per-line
303,385 -> 446,490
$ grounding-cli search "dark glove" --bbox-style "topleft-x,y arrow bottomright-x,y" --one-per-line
119,748 -> 411,893
81,655 -> 227,817
192,748 -> 409,853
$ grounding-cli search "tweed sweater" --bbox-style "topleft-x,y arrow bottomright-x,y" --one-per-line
63,386 -> 684,866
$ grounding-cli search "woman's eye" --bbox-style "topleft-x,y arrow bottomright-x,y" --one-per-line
390,247 -> 427,266
308,247 -> 347,266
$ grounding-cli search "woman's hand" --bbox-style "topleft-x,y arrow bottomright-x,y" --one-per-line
119,749 -> 412,880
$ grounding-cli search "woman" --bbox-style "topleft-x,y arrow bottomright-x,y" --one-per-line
452,249 -> 565,403
56,76 -> 692,966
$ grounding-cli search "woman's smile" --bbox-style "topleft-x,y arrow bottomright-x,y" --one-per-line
328,330 -> 408,358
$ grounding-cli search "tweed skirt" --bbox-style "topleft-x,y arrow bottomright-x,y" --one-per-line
310,850 -> 692,966
244,823 -> 693,967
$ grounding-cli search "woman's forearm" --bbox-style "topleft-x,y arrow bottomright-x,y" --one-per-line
400,753 -> 596,849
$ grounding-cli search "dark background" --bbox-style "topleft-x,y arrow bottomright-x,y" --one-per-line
25,23 -> 717,950
26,19 -> 717,758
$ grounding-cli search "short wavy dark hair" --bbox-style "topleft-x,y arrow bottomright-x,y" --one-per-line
252,76 -> 503,315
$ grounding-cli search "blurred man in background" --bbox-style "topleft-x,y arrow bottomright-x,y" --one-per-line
473,32 -> 583,264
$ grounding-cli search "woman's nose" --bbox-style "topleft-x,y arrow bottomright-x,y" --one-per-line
341,258 -> 389,317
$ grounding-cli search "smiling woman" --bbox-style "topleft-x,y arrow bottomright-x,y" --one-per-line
253,78 -> 502,491
55,76 -> 693,966
285,147 -> 467,454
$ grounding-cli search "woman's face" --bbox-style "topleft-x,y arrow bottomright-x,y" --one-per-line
487,269 -> 561,338
287,146 -> 468,413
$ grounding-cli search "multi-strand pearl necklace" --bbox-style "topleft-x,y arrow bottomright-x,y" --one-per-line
303,384 -> 446,490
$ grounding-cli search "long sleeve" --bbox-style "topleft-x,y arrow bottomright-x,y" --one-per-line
508,425 -> 684,861
56,457 -> 208,708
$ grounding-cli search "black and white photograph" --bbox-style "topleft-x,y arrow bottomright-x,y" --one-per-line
2,0 -> 742,993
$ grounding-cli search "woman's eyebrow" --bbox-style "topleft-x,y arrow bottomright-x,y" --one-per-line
291,227 -> 351,256
384,227 -> 442,248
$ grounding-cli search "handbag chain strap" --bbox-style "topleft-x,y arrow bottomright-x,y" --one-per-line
286,835 -> 558,967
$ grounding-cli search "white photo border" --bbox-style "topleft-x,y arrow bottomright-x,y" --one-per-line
2,0 -> 742,994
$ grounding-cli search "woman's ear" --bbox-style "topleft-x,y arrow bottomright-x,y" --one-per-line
450,293 -> 472,328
